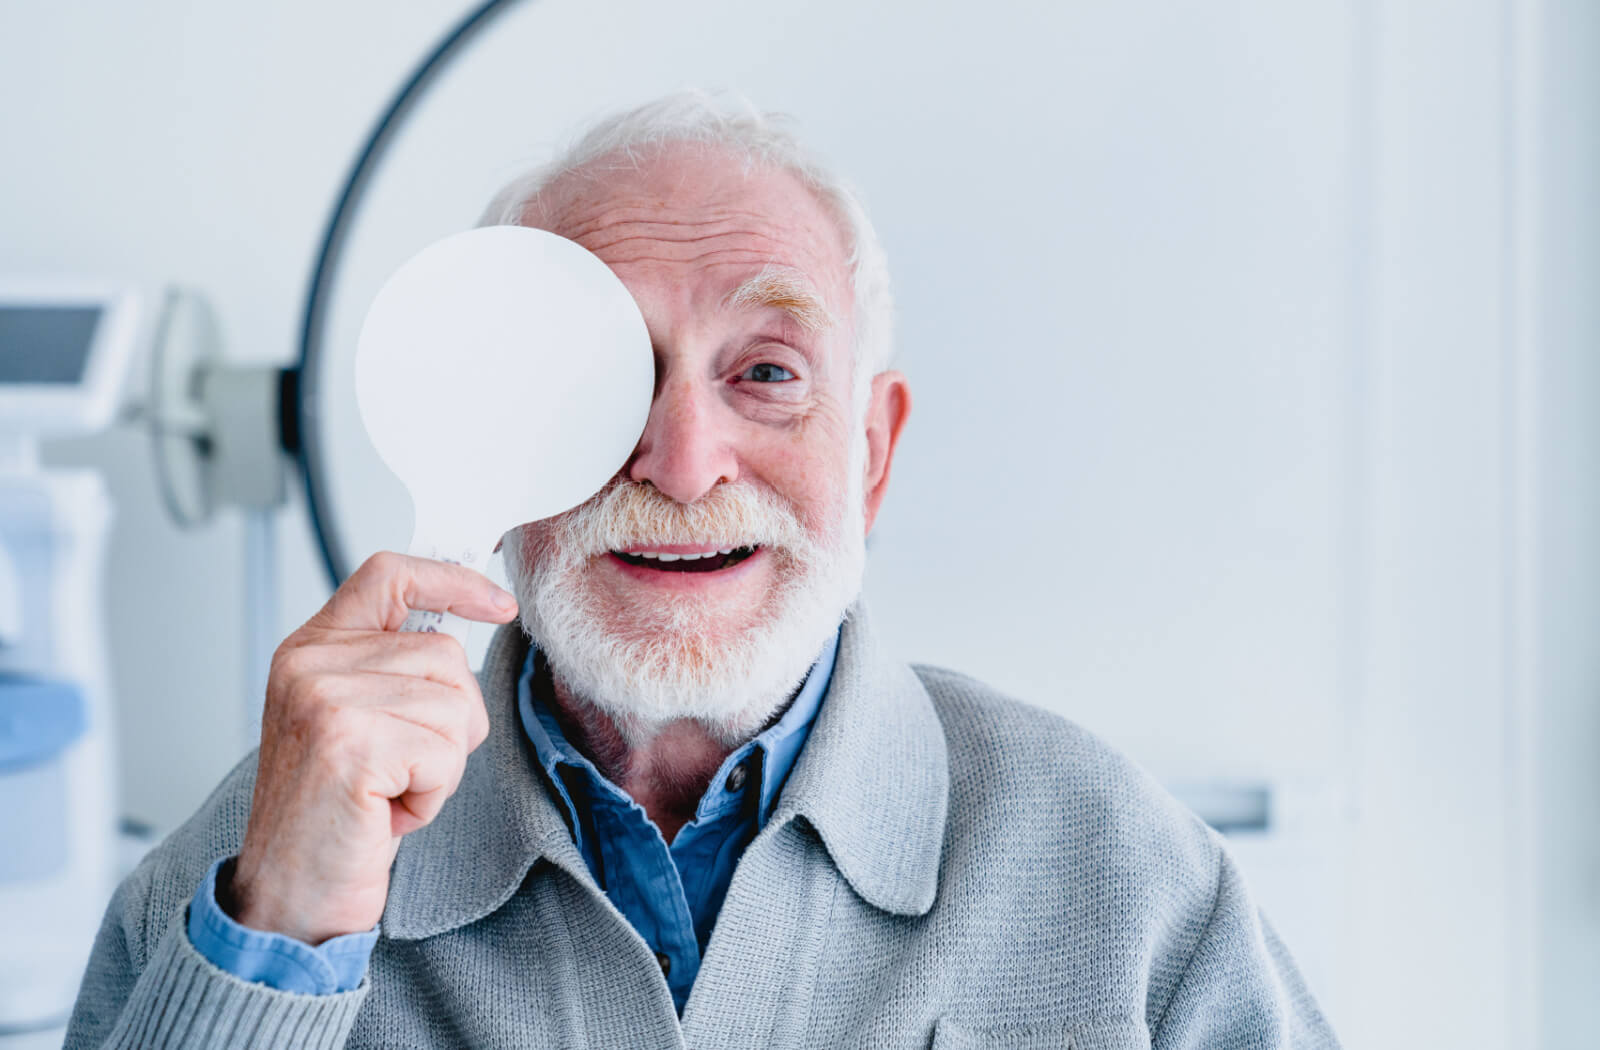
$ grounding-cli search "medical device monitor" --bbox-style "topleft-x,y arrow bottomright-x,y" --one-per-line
0,306 -> 102,384
0,282 -> 145,437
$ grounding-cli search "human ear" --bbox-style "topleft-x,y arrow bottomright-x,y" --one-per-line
860,370 -> 911,535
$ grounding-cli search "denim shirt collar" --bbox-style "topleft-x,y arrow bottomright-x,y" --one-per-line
382,602 -> 948,941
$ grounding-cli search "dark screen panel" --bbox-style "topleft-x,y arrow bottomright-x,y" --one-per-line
0,306 -> 103,383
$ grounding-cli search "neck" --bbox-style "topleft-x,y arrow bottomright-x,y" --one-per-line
540,660 -> 744,844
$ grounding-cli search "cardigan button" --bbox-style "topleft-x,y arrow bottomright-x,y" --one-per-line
655,951 -> 671,977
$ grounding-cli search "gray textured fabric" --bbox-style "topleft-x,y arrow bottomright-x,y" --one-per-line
64,604 -> 1339,1049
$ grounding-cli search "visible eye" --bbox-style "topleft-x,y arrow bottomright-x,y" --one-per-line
741,362 -> 796,383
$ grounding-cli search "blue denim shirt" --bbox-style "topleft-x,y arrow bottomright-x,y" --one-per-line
186,630 -> 838,1010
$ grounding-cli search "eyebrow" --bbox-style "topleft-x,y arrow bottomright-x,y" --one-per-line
722,265 -> 836,334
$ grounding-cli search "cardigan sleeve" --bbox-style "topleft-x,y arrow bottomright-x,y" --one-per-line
62,869 -> 369,1050
1150,845 -> 1340,1049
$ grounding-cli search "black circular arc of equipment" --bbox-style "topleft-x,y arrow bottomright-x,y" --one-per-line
293,0 -> 526,588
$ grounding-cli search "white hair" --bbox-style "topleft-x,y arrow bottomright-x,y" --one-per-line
479,90 -> 896,424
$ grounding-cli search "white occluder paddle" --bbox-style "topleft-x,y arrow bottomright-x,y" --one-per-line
355,225 -> 654,642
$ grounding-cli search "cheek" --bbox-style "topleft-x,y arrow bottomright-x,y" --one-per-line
755,441 -> 854,538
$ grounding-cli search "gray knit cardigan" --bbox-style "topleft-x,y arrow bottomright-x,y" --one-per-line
64,604 -> 1339,1049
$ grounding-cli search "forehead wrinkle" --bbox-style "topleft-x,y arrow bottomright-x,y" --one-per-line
577,226 -> 798,262
723,265 -> 835,334
555,202 -> 810,239
541,191 -> 841,261
564,220 -> 836,276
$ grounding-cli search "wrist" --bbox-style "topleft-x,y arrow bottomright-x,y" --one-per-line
219,855 -> 319,944
217,856 -> 291,939
223,852 -> 383,946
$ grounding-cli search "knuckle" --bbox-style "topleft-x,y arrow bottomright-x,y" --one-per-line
267,652 -> 289,689
454,705 -> 482,751
414,630 -> 467,669
269,643 -> 309,684
468,710 -> 491,750
429,696 -> 477,754
307,704 -> 363,757
295,671 -> 332,705
459,684 -> 491,750
430,699 -> 473,753
432,631 -> 469,664
345,551 -> 405,605
437,732 -> 470,777
284,674 -> 339,725
269,636 -> 294,668
361,550 -> 405,580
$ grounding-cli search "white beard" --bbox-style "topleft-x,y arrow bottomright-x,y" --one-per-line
501,468 -> 866,748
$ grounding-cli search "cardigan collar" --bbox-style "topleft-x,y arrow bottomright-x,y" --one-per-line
382,601 -> 949,940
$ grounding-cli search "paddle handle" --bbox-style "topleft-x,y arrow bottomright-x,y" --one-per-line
400,537 -> 484,646
399,604 -> 472,645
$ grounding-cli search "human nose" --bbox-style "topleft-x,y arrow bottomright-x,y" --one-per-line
626,374 -> 738,503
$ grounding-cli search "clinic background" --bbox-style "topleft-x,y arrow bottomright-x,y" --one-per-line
3,0 -> 1597,1047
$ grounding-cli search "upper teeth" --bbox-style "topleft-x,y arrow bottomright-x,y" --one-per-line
633,549 -> 735,561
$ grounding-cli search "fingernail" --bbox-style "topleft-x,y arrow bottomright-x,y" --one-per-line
492,588 -> 517,611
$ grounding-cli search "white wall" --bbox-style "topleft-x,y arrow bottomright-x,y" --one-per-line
3,1 -> 1595,1045
1349,2 -> 1517,1042
1526,1 -> 1600,1043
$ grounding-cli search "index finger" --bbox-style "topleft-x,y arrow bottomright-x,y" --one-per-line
311,551 -> 519,633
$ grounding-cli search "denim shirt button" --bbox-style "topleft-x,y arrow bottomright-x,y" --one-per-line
725,763 -> 748,793
655,951 -> 672,977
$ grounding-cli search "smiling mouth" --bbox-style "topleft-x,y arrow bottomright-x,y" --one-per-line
611,545 -> 760,573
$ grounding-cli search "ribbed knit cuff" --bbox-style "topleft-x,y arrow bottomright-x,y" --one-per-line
102,916 -> 367,1049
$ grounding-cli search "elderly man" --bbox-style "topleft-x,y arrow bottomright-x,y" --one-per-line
66,95 -> 1338,1049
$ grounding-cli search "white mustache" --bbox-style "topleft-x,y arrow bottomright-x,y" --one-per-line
548,478 -> 816,562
